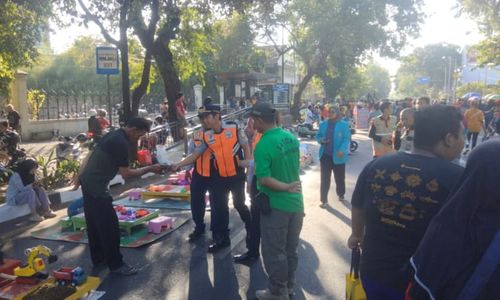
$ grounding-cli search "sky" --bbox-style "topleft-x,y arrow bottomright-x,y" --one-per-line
49,0 -> 484,76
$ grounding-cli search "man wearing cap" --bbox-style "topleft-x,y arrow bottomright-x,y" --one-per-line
173,102 -> 252,253
251,102 -> 304,300
185,99 -> 215,241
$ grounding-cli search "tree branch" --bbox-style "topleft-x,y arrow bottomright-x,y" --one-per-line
76,0 -> 119,45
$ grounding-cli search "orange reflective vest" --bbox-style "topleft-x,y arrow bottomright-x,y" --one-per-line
193,129 -> 211,177
204,123 -> 243,177
252,132 -> 262,153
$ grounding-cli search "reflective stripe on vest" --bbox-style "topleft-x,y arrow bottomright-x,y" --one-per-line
193,130 -> 211,177
252,132 -> 262,152
204,126 -> 241,177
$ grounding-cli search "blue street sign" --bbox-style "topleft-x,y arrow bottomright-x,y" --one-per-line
417,77 -> 430,84
273,84 -> 289,92
96,47 -> 119,75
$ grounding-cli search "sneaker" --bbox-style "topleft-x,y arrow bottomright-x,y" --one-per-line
255,289 -> 289,300
233,251 -> 259,265
43,211 -> 57,218
29,215 -> 44,222
111,263 -> 139,276
319,202 -> 328,209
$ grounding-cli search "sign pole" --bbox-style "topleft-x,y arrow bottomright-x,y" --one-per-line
107,74 -> 112,126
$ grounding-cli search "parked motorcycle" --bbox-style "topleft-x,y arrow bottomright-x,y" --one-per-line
56,136 -> 85,161
297,123 -> 318,138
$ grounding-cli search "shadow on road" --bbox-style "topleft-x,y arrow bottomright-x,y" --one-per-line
324,205 -> 351,228
295,239 -> 326,299
187,242 -> 241,300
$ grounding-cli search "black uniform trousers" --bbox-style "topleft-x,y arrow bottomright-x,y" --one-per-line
210,174 -> 252,244
190,171 -> 212,232
247,175 -> 261,257
81,188 -> 123,270
320,154 -> 346,203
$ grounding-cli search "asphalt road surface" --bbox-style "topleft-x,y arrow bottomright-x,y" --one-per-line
2,131 -> 374,300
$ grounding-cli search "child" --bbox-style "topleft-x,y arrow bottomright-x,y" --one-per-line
6,159 -> 56,222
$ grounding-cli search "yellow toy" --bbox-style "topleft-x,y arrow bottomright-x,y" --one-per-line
14,245 -> 57,279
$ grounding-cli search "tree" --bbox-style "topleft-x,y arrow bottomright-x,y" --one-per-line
336,61 -> 391,100
458,0 -> 499,66
395,44 -> 461,98
260,0 -> 423,117
0,0 -> 53,97
456,81 -> 500,98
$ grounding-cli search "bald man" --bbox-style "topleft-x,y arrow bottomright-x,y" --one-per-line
394,108 -> 415,152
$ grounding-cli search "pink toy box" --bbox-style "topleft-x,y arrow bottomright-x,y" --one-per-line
147,216 -> 173,234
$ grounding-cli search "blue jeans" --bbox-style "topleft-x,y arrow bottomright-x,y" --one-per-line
361,276 -> 405,300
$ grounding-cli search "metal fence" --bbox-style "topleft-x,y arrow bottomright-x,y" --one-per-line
32,90 -> 171,121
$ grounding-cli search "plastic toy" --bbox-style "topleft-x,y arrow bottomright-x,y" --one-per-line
135,209 -> 150,218
147,216 -> 173,234
52,266 -> 87,286
128,188 -> 144,200
14,245 -> 57,284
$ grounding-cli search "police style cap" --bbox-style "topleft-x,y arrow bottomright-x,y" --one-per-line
198,103 -> 220,117
249,101 -> 276,118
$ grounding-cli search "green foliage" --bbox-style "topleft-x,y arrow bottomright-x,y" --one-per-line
395,44 -> 461,98
36,150 -> 80,191
457,0 -> 499,66
0,0 -> 53,96
28,36 -> 152,93
336,61 -> 391,100
456,82 -> 500,98
0,168 -> 13,186
27,89 -> 46,120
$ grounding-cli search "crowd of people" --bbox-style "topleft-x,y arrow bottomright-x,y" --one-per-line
2,91 -> 499,299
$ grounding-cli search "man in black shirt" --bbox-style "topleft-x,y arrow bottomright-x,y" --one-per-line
348,105 -> 465,299
79,118 -> 163,275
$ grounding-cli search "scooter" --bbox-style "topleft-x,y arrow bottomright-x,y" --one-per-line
297,123 -> 318,138
56,136 -> 82,161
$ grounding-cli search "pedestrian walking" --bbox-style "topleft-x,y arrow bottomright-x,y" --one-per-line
250,102 -> 304,300
407,139 -> 500,300
368,101 -> 397,158
393,108 -> 415,153
464,98 -> 485,150
175,92 -> 187,140
5,104 -> 21,133
79,118 -> 163,275
316,106 -> 351,207
348,105 -> 465,300
414,96 -> 430,111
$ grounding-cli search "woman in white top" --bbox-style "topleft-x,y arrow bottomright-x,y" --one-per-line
6,159 -> 56,222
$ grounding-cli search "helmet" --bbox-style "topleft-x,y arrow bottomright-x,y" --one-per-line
88,109 -> 97,117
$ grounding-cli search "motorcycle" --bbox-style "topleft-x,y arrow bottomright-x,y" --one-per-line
297,123 -> 318,138
56,135 -> 86,162
350,128 -> 359,153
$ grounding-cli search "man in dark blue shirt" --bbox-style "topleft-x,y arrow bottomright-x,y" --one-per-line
348,105 -> 465,299
80,118 -> 163,275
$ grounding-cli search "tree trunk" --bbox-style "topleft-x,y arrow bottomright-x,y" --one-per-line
131,50 -> 152,116
152,39 -> 182,140
292,67 -> 316,120
119,0 -> 131,121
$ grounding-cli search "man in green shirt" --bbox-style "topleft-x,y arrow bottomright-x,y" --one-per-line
251,102 -> 304,300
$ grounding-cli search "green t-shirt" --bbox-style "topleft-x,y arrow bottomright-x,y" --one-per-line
254,127 -> 304,212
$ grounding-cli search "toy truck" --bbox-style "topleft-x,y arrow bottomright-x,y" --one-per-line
52,266 -> 87,286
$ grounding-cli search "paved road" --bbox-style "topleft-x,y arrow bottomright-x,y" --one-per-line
2,131 -> 374,300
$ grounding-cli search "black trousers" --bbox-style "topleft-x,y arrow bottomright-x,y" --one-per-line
211,175 -> 252,244
320,155 -> 346,203
467,131 -> 479,149
81,188 -> 123,270
247,175 -> 260,256
190,171 -> 212,232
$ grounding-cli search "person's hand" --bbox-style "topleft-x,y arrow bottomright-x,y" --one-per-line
396,121 -> 404,130
33,180 -> 42,188
347,235 -> 363,249
149,164 -> 163,174
337,151 -> 344,159
287,181 -> 302,193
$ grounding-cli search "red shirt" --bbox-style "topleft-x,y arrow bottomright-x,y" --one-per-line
176,99 -> 186,117
98,117 -> 110,129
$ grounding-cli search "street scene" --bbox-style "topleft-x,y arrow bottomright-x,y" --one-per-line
1,0 -> 499,300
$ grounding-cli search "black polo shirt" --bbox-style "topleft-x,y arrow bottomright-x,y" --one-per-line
80,129 -> 130,197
